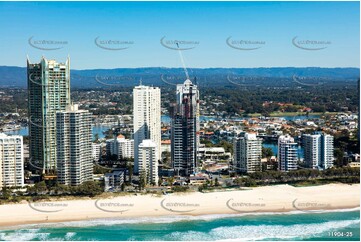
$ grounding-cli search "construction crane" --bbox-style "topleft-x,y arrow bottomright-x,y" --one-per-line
176,42 -> 190,80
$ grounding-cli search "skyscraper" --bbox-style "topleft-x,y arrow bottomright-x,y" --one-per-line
138,139 -> 158,185
171,79 -> 200,176
321,134 -> 334,169
278,135 -> 298,172
303,132 -> 334,170
56,105 -> 93,186
233,133 -> 262,173
0,133 -> 24,188
133,85 -> 161,174
27,57 -> 71,173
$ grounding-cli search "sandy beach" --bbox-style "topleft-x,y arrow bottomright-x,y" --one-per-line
0,183 -> 359,228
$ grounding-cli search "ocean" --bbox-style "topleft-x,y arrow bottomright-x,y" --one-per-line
0,209 -> 359,241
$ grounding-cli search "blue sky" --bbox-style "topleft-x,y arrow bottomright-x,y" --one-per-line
0,1 -> 359,69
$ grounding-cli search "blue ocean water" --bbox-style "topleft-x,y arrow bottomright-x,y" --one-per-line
0,209 -> 359,241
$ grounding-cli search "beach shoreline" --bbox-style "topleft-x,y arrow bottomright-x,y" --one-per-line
0,183 -> 359,229
1,207 -> 360,232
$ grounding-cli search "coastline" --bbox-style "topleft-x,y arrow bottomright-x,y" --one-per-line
0,183 -> 359,229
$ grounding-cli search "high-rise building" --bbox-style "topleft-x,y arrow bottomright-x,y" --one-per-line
106,136 -> 134,159
138,139 -> 158,185
278,135 -> 298,172
233,133 -> 262,173
27,57 -> 71,173
322,134 -> 334,169
0,133 -> 24,188
133,85 -> 161,174
92,143 -> 102,161
171,79 -> 200,176
303,132 -> 334,170
56,105 -> 93,186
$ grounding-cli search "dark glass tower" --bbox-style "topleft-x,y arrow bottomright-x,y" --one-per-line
171,79 -> 199,176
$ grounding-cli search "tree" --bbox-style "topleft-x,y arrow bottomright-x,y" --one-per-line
161,151 -> 172,167
262,147 -> 274,158
139,172 -> 146,190
110,154 -> 118,161
93,165 -> 111,174
27,181 -> 48,195
219,140 -> 233,153
51,183 -> 70,195
1,186 -> 11,200
172,186 -> 189,192
166,177 -> 175,186
93,133 -> 100,143
334,148 -> 345,167
75,181 -> 103,197
214,178 -> 219,186
243,177 -> 257,187
128,164 -> 133,183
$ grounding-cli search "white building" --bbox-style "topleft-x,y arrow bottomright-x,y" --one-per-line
303,132 -> 334,170
133,85 -> 161,174
56,105 -> 93,186
321,134 -> 334,169
92,143 -> 102,161
0,133 -> 24,188
161,140 -> 171,153
233,133 -> 262,173
138,139 -> 158,185
106,136 -> 134,159
278,135 -> 298,172
104,170 -> 125,192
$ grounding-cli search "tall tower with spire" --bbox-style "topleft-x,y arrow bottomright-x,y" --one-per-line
171,78 -> 200,176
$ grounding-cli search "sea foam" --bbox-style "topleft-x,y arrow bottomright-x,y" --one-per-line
166,219 -> 360,241
33,207 -> 360,228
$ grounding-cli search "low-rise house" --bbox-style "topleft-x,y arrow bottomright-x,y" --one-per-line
104,170 -> 125,192
198,146 -> 231,163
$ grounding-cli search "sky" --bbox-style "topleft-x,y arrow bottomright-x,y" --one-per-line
0,1 -> 359,69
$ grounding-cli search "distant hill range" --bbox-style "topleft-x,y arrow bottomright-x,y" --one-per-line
0,66 -> 359,88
